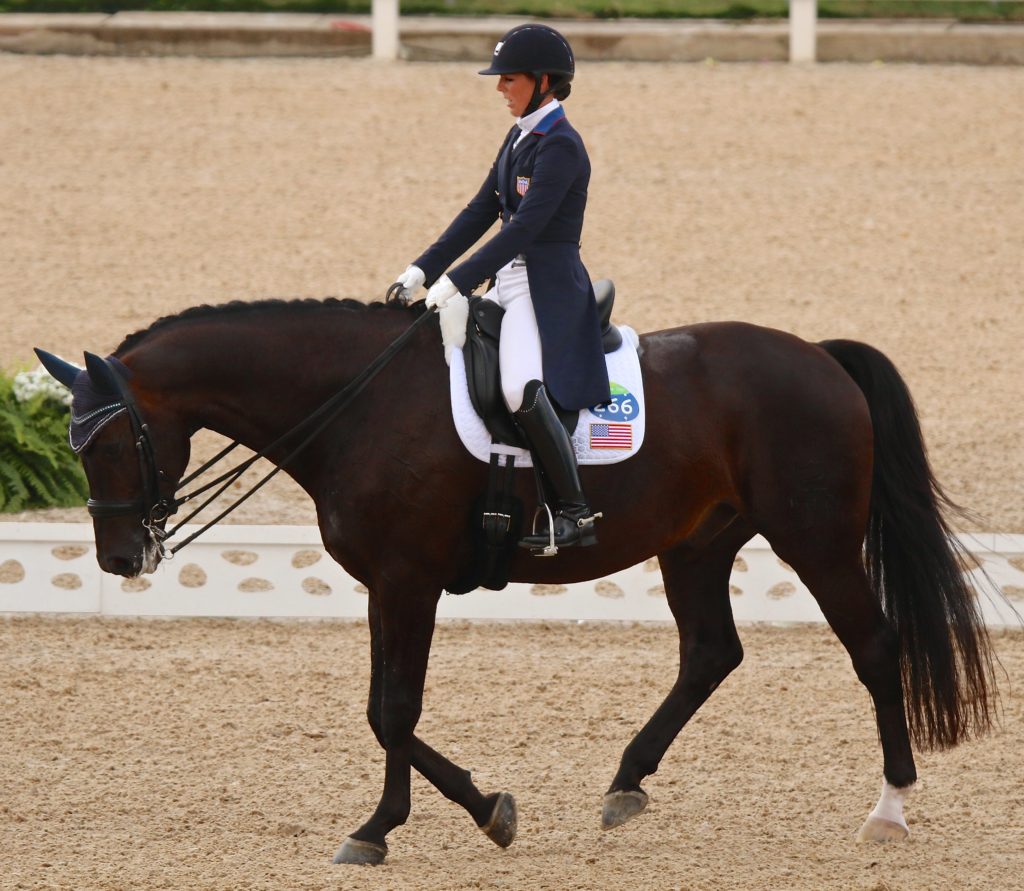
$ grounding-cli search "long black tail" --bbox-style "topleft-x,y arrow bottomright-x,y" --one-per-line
820,339 -> 996,750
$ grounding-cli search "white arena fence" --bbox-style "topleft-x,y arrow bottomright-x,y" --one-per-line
369,0 -> 1021,64
367,1 -> 819,63
782,0 -> 1024,62
1,523 -> 1021,626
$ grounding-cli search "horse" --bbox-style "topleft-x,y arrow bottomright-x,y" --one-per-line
36,295 -> 996,866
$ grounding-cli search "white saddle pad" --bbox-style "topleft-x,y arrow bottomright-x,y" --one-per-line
450,326 -> 645,467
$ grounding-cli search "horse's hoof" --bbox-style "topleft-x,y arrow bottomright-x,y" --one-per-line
481,791 -> 518,848
856,816 -> 910,843
332,836 -> 388,865
601,789 -> 649,831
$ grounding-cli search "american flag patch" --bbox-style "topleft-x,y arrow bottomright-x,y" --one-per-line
590,422 -> 633,450
516,176 -> 530,196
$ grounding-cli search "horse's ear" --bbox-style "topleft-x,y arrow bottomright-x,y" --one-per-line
83,351 -> 121,396
34,348 -> 82,389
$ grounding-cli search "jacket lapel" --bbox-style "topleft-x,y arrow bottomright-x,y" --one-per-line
496,127 -> 517,203
510,132 -> 538,164
498,108 -> 568,211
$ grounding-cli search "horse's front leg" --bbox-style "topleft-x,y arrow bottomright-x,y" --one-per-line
333,585 -> 439,865
362,596 -> 516,852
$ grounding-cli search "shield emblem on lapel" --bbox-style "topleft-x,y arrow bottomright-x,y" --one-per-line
516,176 -> 530,197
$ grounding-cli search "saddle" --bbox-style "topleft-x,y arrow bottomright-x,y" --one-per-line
445,280 -> 622,595
463,279 -> 622,448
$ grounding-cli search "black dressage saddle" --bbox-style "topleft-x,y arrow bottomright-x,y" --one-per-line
463,279 -> 621,448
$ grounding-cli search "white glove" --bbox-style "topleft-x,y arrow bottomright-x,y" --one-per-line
393,265 -> 425,302
425,274 -> 460,310
438,293 -> 469,366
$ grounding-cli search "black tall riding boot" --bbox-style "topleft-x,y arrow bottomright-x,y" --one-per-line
514,380 -> 600,553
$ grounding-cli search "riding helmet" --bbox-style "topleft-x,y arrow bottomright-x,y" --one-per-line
479,24 -> 575,113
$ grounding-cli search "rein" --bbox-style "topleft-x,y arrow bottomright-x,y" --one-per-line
90,296 -> 435,558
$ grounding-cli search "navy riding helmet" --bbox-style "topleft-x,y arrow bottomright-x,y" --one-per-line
479,24 -> 575,115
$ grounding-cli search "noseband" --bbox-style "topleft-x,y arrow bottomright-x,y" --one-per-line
83,300 -> 436,559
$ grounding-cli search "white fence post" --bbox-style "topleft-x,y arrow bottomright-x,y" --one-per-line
372,0 -> 399,60
789,0 -> 818,63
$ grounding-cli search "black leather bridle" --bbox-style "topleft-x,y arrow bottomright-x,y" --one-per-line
86,295 -> 435,559
84,358 -> 176,559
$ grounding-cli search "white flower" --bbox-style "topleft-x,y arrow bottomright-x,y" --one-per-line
13,364 -> 79,407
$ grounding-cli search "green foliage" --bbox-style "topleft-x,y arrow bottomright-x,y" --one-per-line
0,372 -> 88,513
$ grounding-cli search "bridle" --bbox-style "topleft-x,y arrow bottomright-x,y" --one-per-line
86,293 -> 434,560
83,360 -> 176,556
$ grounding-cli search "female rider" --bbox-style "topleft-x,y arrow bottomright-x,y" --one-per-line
392,23 -> 610,551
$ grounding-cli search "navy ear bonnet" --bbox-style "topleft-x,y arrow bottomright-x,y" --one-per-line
33,348 -> 135,454
68,356 -> 133,453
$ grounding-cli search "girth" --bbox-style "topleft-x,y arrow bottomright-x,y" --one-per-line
463,278 -> 621,447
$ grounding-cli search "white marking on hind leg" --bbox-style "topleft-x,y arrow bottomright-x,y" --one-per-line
857,778 -> 914,842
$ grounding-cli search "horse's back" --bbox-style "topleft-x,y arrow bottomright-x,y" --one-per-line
640,320 -> 868,426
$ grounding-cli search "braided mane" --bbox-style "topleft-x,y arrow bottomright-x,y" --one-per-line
115,297 -> 426,355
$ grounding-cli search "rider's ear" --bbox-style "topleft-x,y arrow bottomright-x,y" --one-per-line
34,348 -> 81,389
83,351 -> 121,396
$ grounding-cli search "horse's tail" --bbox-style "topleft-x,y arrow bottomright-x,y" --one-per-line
819,338 -> 996,750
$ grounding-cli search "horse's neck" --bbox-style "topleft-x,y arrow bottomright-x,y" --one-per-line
129,312 -> 408,451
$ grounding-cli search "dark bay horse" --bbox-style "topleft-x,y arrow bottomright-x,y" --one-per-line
37,297 -> 995,865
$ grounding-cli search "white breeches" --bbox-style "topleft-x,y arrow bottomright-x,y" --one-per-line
483,257 -> 544,413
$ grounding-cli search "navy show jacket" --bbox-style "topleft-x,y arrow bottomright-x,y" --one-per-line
413,106 -> 611,412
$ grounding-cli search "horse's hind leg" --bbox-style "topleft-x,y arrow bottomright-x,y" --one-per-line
774,542 -> 917,842
604,529 -> 747,830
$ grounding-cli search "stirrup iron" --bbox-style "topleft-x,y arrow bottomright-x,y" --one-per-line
531,502 -> 559,557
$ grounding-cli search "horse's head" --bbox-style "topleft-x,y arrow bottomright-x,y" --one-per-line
35,348 -> 191,577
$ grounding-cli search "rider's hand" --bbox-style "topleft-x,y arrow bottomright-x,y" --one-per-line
439,293 -> 469,366
393,265 -> 425,302
425,274 -> 460,310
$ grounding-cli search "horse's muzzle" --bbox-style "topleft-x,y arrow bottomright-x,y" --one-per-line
99,553 -> 145,577
98,543 -> 161,578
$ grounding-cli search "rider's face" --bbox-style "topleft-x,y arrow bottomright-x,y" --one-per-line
497,73 -> 549,118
